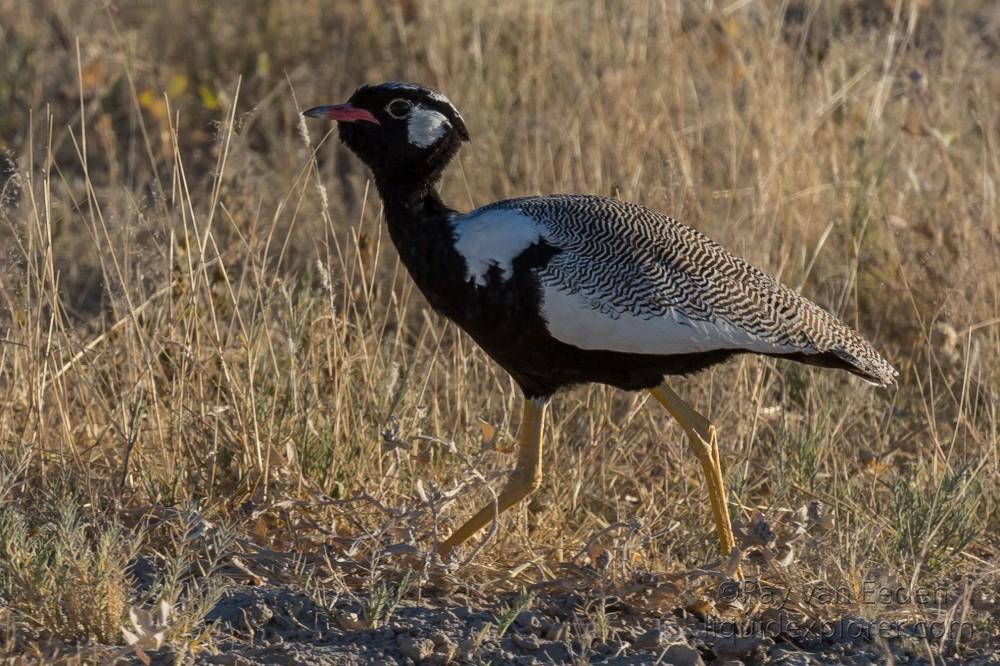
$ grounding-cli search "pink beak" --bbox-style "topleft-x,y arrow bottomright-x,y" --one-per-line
302,103 -> 380,125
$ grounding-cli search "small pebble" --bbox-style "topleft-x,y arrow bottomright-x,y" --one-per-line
634,627 -> 665,649
770,646 -> 817,665
203,656 -> 239,666
712,635 -> 773,661
512,634 -> 542,651
426,648 -> 457,666
336,611 -> 366,631
398,635 -> 435,662
546,621 -> 568,642
457,638 -> 478,658
663,642 -> 705,666
515,610 -> 542,630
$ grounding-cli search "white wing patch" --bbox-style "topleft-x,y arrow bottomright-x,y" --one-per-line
539,283 -> 802,356
407,105 -> 450,148
451,208 -> 545,286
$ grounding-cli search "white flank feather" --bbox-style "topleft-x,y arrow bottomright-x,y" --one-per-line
539,282 -> 801,356
451,208 -> 545,286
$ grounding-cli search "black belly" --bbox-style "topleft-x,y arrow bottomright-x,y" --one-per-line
469,326 -> 737,399
410,243 -> 738,399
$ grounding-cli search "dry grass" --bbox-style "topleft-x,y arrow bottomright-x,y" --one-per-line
0,0 -> 998,659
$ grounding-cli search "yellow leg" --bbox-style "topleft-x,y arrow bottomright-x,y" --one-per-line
438,397 -> 546,558
649,383 -> 736,556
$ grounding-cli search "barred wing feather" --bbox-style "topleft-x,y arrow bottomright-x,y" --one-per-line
468,194 -> 896,385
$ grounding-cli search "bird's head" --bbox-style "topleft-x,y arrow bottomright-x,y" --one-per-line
304,82 -> 469,195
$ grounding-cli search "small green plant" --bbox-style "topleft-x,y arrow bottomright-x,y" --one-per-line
493,589 -> 533,638
780,418 -> 828,492
0,489 -> 136,643
138,507 -> 233,655
580,559 -> 615,644
892,467 -> 986,573
365,569 -> 412,628
588,598 -> 611,644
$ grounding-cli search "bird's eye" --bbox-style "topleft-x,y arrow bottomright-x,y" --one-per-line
386,99 -> 412,119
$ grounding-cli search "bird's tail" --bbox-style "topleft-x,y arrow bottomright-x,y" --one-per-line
830,342 -> 898,387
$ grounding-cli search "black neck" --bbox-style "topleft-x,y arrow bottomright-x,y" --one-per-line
373,162 -> 447,209
376,172 -> 455,227
371,171 -> 471,320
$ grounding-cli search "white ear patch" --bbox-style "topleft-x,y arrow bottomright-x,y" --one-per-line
407,105 -> 450,148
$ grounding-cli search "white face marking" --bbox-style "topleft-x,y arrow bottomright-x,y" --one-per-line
451,208 -> 545,286
539,282 -> 802,356
407,105 -> 450,148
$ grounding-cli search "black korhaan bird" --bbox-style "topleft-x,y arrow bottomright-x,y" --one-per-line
304,82 -> 896,558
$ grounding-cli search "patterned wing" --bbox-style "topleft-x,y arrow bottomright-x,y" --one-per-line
479,194 -> 896,384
